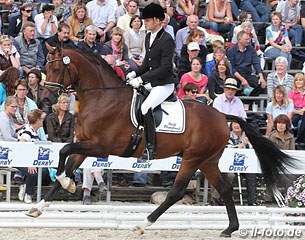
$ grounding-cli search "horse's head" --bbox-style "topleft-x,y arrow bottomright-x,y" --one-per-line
45,44 -> 75,89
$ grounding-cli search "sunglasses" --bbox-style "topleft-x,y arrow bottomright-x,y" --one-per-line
24,9 -> 33,13
191,90 -> 198,94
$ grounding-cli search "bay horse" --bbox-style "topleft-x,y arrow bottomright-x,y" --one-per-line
27,45 -> 295,237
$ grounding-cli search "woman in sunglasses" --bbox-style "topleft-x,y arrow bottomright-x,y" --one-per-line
177,57 -> 208,104
8,2 -> 34,38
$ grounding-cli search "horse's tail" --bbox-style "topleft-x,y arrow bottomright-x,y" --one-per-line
225,114 -> 297,195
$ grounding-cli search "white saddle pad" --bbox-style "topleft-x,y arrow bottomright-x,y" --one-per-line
130,91 -> 186,134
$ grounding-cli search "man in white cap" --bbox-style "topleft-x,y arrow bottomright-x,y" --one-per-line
177,41 -> 201,79
126,3 -> 177,161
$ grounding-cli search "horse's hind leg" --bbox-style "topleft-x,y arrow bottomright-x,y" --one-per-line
133,160 -> 197,235
200,159 -> 239,237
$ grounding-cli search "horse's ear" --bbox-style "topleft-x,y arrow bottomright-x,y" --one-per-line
45,42 -> 55,53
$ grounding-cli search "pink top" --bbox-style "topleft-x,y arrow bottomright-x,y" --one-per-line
177,73 -> 208,99
288,89 -> 305,108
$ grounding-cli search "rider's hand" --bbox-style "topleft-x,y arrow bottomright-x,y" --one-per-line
126,71 -> 136,80
128,77 -> 143,88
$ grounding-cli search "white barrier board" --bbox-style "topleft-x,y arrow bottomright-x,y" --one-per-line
0,141 -> 304,174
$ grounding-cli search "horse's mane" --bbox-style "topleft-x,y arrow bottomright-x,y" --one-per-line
65,46 -> 126,86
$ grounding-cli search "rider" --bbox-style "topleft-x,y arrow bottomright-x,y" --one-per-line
126,3 -> 177,161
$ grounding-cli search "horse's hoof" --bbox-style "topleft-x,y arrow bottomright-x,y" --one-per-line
132,226 -> 145,235
66,180 -> 76,193
26,208 -> 42,218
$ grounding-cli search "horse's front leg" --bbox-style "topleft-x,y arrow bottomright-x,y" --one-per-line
56,142 -> 105,193
133,161 -> 197,235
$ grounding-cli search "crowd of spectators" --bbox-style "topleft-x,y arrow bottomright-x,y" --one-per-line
0,0 -> 305,205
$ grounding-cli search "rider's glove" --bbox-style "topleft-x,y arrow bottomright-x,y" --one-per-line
128,77 -> 143,89
126,71 -> 136,80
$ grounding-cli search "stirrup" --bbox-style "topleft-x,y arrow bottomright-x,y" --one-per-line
140,144 -> 155,161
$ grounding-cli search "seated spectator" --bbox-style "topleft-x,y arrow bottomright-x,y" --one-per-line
239,0 -> 270,26
288,73 -> 305,143
227,31 -> 266,96
18,109 -> 52,204
104,27 -> 137,72
205,39 -> 224,64
177,41 -> 201,80
180,82 -> 199,100
13,21 -> 45,76
208,58 -> 234,100
0,96 -> 18,141
46,93 -> 75,143
265,12 -> 292,69
176,0 -> 199,18
34,4 -> 58,42
82,169 -> 107,205
233,11 -> 253,36
205,46 -> 228,77
232,20 -> 265,70
265,85 -> 294,136
267,56 -> 294,99
269,114 -> 295,150
227,122 -> 257,206
161,13 -> 175,40
27,68 -> 57,114
116,0 -> 140,19
8,2 -> 34,38
123,15 -> 146,68
0,35 -> 20,75
203,0 -> 235,40
104,54 -> 126,80
53,0 -> 65,22
78,25 -> 107,56
0,67 -> 20,104
276,0 -> 302,46
177,57 -> 208,103
66,3 -> 93,44
180,29 -> 207,71
117,0 -> 142,32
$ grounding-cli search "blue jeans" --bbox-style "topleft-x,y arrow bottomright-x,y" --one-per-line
203,22 -> 235,40
288,24 -> 303,46
264,47 -> 292,69
230,1 -> 240,21
240,0 -> 270,22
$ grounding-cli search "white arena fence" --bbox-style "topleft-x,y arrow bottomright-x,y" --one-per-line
0,204 -> 305,230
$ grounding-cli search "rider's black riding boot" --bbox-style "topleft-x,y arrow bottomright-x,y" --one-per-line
140,109 -> 156,161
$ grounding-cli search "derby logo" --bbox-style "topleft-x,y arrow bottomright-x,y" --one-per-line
92,157 -> 112,168
0,146 -> 12,165
229,152 -> 248,172
172,156 -> 182,170
33,147 -> 54,166
132,158 -> 152,169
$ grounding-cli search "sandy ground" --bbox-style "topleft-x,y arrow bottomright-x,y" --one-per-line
0,228 -> 266,240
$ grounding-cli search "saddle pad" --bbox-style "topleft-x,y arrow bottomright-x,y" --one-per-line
130,91 -> 186,134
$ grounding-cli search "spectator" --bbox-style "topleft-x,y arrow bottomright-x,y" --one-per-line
0,67 -> 20,104
227,122 -> 257,206
211,77 -> 246,205
232,20 -> 265,70
27,68 -> 57,114
227,31 -> 266,96
176,0 -> 199,17
177,57 -> 208,103
161,13 -> 175,40
276,0 -> 302,46
265,85 -> 294,136
104,54 -> 126,80
8,2 -> 34,38
205,46 -> 228,77
288,73 -> 305,143
46,93 -> 75,143
66,3 -> 93,44
86,0 -> 116,42
203,0 -> 235,40
208,58 -> 234,100
205,39 -> 224,66
180,29 -> 207,71
0,96 -> 18,141
13,21 -> 45,76
123,15 -> 146,68
104,26 -> 137,72
265,12 -> 292,69
233,11 -> 253,36
240,0 -> 270,24
269,114 -> 295,150
78,25 -> 107,56
178,41 -> 201,80
266,56 -> 294,99
116,0 -> 140,19
45,23 -> 75,50
181,82 -> 199,100
0,35 -> 20,74
117,0 -> 142,32
18,109 -> 51,204
53,0 -> 65,22
34,4 -> 58,42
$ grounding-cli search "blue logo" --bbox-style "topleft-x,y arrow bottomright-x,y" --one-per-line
171,156 -> 182,170
37,147 -> 52,160
233,152 -> 246,166
92,157 -> 112,167
0,146 -> 11,160
96,157 -> 109,162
